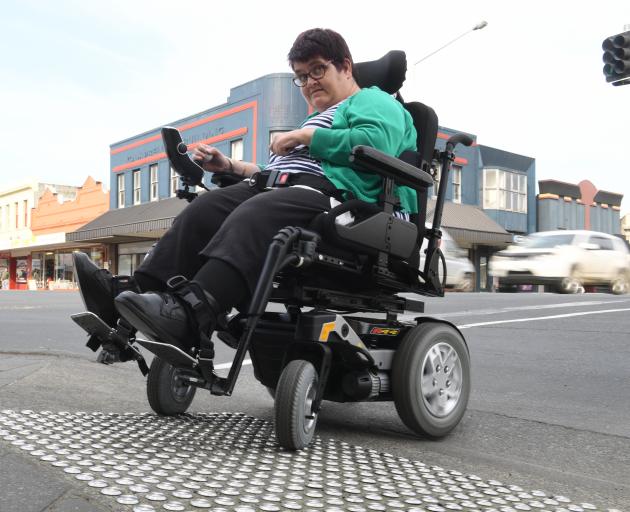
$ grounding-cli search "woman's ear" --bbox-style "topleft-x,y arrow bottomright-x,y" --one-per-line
343,58 -> 354,78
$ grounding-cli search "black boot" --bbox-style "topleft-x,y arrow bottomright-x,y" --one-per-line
73,252 -> 136,327
114,276 -> 220,355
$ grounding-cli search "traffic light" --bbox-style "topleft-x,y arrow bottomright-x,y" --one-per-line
602,30 -> 630,86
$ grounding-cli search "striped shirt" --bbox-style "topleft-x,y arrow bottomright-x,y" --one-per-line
266,99 -> 410,221
266,101 -> 343,175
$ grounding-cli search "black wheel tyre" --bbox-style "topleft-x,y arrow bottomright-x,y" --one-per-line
147,357 -> 196,415
392,322 -> 470,438
274,360 -> 319,450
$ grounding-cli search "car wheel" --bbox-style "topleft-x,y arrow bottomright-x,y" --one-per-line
610,272 -> 629,295
557,268 -> 582,294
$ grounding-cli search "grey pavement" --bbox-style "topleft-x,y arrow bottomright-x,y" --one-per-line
1,290 -> 629,510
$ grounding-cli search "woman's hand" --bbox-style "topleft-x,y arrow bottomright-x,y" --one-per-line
191,144 -> 233,173
269,128 -> 315,156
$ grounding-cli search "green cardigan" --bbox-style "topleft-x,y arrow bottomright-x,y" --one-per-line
308,86 -> 418,213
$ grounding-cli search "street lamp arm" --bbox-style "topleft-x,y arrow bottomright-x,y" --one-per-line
413,21 -> 488,66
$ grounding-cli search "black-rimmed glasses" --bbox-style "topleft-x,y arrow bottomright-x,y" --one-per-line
292,61 -> 333,87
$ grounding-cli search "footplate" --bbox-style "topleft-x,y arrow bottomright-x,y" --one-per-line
71,312 -> 148,375
134,339 -> 197,369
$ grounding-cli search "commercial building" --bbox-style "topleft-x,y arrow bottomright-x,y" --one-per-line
69,72 -> 537,291
537,179 -> 623,234
0,177 -> 109,290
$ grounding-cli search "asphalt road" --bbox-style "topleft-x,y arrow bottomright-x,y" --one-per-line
1,290 -> 629,510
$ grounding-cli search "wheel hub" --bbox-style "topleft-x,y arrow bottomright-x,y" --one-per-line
420,342 -> 463,417
303,382 -> 318,433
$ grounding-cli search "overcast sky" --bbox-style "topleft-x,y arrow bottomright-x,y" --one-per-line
2,1 -> 629,213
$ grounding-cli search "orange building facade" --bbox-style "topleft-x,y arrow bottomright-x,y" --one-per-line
0,177 -> 110,290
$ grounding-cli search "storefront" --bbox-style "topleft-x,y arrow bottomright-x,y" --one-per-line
117,241 -> 155,275
0,253 -> 9,289
0,245 -> 107,290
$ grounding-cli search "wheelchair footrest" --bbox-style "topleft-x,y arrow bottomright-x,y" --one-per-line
71,312 -> 148,374
135,339 -> 197,369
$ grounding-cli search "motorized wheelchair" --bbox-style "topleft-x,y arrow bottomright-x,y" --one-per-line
72,50 -> 473,450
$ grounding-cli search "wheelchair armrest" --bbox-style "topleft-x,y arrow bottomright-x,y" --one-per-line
210,171 -> 243,188
350,145 -> 433,190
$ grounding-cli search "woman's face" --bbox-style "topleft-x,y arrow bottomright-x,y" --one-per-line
292,57 -> 356,111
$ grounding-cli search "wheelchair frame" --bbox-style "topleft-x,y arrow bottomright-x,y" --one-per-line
73,51 -> 474,449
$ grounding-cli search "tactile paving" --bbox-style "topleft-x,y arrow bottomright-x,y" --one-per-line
0,410 -> 617,512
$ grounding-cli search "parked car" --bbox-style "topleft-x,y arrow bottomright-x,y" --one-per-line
489,230 -> 630,294
421,228 -> 475,291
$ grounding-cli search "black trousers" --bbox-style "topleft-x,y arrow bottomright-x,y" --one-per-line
136,181 -> 332,295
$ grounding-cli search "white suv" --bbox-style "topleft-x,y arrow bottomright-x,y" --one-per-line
489,230 -> 630,294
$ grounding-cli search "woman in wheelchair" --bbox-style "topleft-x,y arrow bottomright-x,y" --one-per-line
75,28 -> 419,361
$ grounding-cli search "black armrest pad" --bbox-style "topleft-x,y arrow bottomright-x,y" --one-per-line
210,172 -> 243,188
350,145 -> 433,190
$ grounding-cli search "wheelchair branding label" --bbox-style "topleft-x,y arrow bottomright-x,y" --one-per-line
369,327 -> 401,336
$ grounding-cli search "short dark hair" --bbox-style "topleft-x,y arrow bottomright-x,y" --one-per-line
288,28 -> 354,75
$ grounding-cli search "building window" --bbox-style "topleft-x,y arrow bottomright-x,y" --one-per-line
452,165 -> 462,203
14,202 -> 18,228
170,168 -> 179,197
150,164 -> 159,201
133,169 -> 141,205
117,173 -> 125,208
483,168 -> 527,213
231,139 -> 244,161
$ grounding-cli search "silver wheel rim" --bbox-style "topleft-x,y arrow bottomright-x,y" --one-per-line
561,276 -> 580,293
171,368 -> 194,403
302,381 -> 318,433
420,342 -> 463,417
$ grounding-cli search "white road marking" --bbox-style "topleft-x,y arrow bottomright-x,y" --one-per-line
457,307 -> 630,329
215,359 -> 252,370
435,298 -> 630,319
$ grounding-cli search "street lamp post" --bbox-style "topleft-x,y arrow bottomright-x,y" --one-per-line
413,21 -> 488,66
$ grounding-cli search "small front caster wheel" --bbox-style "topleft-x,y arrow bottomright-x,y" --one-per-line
147,357 -> 196,415
274,359 -> 319,450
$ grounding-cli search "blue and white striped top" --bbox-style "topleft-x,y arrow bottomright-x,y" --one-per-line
266,101 -> 343,175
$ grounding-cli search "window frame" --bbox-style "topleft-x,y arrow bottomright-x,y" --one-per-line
117,173 -> 125,208
451,165 -> 462,203
132,169 -> 141,205
170,167 -> 178,197
149,164 -> 159,202
483,168 -> 527,213
230,139 -> 244,162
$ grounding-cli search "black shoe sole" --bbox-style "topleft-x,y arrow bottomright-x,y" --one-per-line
73,253 -> 116,327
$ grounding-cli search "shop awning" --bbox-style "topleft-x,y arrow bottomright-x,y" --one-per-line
67,197 -> 187,243
68,194 -> 514,249
427,200 -> 514,248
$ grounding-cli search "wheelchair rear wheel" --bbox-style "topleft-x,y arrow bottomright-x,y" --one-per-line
274,359 -> 319,450
392,322 -> 470,438
147,357 -> 196,415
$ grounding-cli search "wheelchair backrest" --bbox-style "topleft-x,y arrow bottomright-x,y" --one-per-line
354,51 -> 439,173
354,51 -> 439,251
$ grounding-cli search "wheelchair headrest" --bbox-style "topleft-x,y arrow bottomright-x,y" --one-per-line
354,50 -> 407,94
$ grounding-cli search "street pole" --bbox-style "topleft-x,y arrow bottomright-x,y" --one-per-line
413,21 -> 488,66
